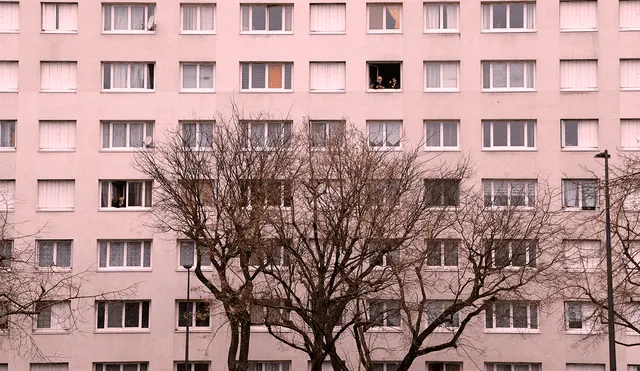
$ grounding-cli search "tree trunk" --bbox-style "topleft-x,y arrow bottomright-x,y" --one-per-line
309,352 -> 327,371
236,317 -> 252,371
227,318 -> 240,371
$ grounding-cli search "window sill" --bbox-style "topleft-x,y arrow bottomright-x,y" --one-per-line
32,329 -> 71,334
485,206 -> 535,211
368,146 -> 403,151
562,208 -> 598,212
41,30 -> 77,34
563,267 -> 598,273
240,31 -> 294,35
36,267 -> 72,272
565,329 -> 596,335
310,31 -> 346,35
102,31 -> 156,35
97,268 -> 152,272
0,31 -> 18,34
367,89 -> 402,93
180,90 -> 216,94
481,88 -> 536,93
40,90 -> 77,93
250,326 -> 291,333
367,30 -> 402,34
425,147 -> 460,152
560,29 -> 598,33
99,148 -> 151,153
39,149 -> 76,153
621,88 -> 640,92
101,90 -> 156,94
425,89 -> 459,93
620,28 -> 640,32
180,31 -> 216,35
95,329 -> 151,334
481,148 -> 537,152
424,30 -> 459,34
432,327 -> 459,333
367,326 -> 402,333
561,89 -> 598,92
309,90 -> 346,94
561,147 -> 599,152
176,267 -> 214,272
425,266 -> 459,272
98,208 -> 151,212
481,29 -> 536,33
0,90 -> 18,93
37,208 -> 74,212
620,148 -> 640,152
0,148 -> 16,152
239,89 -> 293,94
484,328 -> 540,334
175,327 -> 211,333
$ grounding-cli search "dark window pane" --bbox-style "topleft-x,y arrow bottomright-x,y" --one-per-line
124,302 -> 140,327
510,3 -> 524,28
493,122 -> 508,146
492,4 -> 507,28
495,302 -> 510,327
564,121 -> 578,146
178,302 -> 189,327
252,6 -> 266,30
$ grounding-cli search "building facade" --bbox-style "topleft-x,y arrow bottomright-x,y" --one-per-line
1,0 -> 640,370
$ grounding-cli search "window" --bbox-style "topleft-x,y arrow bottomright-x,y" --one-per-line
241,63 -> 292,91
482,61 -> 535,90
100,180 -> 152,209
371,363 -> 399,371
181,4 -> 215,33
250,299 -> 290,326
0,180 -> 15,211
179,240 -> 213,268
560,1 -> 596,31
249,239 -> 290,267
427,364 -> 461,371
560,60 -> 597,91
102,121 -> 154,149
37,240 -> 72,269
176,363 -> 209,371
96,300 -> 150,330
486,364 -> 540,371
310,120 -> 345,147
177,301 -> 210,329
425,62 -> 459,91
484,180 -> 536,208
39,121 -> 75,151
425,121 -> 458,150
241,4 -> 293,33
427,301 -> 460,330
99,241 -> 152,270
181,63 -> 215,92
368,121 -> 401,149
0,120 -> 15,148
31,364 -> 69,371
620,0 -> 640,29
38,180 -> 74,211
621,59 -> 640,90
41,3 -> 77,32
0,301 -> 8,329
566,365 -> 604,371
103,4 -> 155,32
485,301 -> 538,330
424,3 -> 458,32
368,239 -> 400,267
486,240 -> 537,268
240,179 -> 293,208
102,63 -> 155,91
241,121 -> 292,149
482,120 -> 535,149
424,179 -> 460,207
40,62 -> 77,92
0,240 -> 12,269
182,121 -> 214,149
564,302 -> 599,333
368,300 -> 401,327
622,120 -> 640,149
564,240 -> 600,270
625,187 -> 640,211
0,2 -> 18,32
0,61 -> 18,91
482,2 -> 535,31
248,362 -> 290,371
368,3 -> 401,32
95,363 -> 149,371
310,3 -> 345,33
309,62 -> 346,92
426,239 -> 459,267
34,301 -> 72,331
368,62 -> 401,90
562,179 -> 598,210
561,119 -> 597,149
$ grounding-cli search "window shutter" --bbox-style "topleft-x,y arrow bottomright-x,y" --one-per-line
310,62 -> 345,91
0,180 -> 15,211
310,4 -> 346,33
42,4 -> 57,30
620,1 -> 640,29
60,4 -> 78,31
40,121 -> 76,150
0,2 -> 19,31
38,180 -> 75,210
561,60 -> 597,90
577,120 -> 597,147
621,60 -> 640,89
50,302 -> 72,330
560,1 -> 597,30
0,61 -> 18,91
621,120 -> 640,148
41,62 -> 77,91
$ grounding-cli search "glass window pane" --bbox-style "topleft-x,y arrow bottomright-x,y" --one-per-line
109,242 -> 125,266
112,123 -> 127,147
268,6 -> 283,31
369,5 -> 384,30
130,5 -> 145,30
38,241 -> 54,266
183,5 -> 197,30
369,122 -> 384,147
180,242 -> 194,267
510,121 -> 525,146
124,302 -> 140,327
126,242 -> 142,266
443,122 -> 457,147
182,65 -> 197,89
564,121 -> 578,146
492,63 -> 508,88
495,302 -> 510,327
510,63 -> 525,88
493,122 -> 508,146
492,4 -> 507,28
128,182 -> 143,207
113,6 -> 128,30
510,3 -> 524,28
56,241 -> 72,267
385,5 -> 401,30
251,64 -> 266,89
129,123 -> 144,147
252,6 -> 266,30
200,6 -> 215,30
182,123 -> 196,147
107,301 -> 123,327
426,122 -> 441,147
199,65 -> 214,89
386,122 -> 401,147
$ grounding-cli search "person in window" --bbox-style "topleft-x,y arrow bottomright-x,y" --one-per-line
388,77 -> 400,89
373,76 -> 385,89
112,196 -> 126,208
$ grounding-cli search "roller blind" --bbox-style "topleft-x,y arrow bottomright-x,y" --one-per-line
41,62 -> 77,91
560,60 -> 597,90
560,1 -> 596,30
40,121 -> 76,150
309,62 -> 345,91
310,3 -> 346,32
38,180 -> 75,210
0,2 -> 19,31
0,61 -> 17,91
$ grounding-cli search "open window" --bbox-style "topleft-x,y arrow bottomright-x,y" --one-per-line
368,62 -> 402,91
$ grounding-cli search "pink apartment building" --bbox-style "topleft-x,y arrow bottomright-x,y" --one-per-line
2,0 -> 640,370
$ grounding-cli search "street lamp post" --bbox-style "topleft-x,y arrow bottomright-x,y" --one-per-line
183,264 -> 193,371
595,149 -> 616,371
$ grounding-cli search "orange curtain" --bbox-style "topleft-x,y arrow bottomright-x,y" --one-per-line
387,6 -> 401,29
268,64 -> 283,88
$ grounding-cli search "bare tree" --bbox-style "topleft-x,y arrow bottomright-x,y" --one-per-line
133,104 -> 296,371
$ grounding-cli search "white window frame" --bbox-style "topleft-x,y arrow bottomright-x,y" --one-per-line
560,60 -> 598,91
178,240 -> 213,270
483,179 -> 537,209
41,3 -> 78,33
424,3 -> 459,33
250,299 -> 290,330
559,0 -> 597,32
0,120 -> 15,149
30,364 -> 69,371
427,301 -> 460,332
425,121 -> 459,151
367,121 -> 402,149
241,120 -> 292,149
240,62 -> 293,92
181,4 -> 215,34
367,61 -> 403,92
424,61 -> 459,92
180,63 -> 215,92
0,240 -> 12,269
561,119 -> 598,150
482,61 -> 535,91
564,301 -> 599,334
427,363 -> 462,371
309,62 -> 346,93
95,300 -> 150,331
563,240 -> 600,271
487,240 -> 537,268
486,364 -> 540,371
620,0 -> 640,30
33,301 -> 72,332
482,120 -> 536,150
175,363 -> 210,371
102,62 -> 155,92
621,119 -> 640,150
368,300 -> 401,329
181,121 -> 214,149
0,180 -> 15,212
561,179 -> 598,210
94,363 -> 149,371
367,3 -> 402,33
98,240 -> 152,271
481,2 -> 536,32
176,300 -> 211,331
0,61 -> 18,92
101,121 -> 154,150
102,3 -> 155,33
240,4 -> 293,34
99,180 -> 153,210
248,362 -> 290,371
0,1 -> 19,33
485,301 -> 539,333
426,239 -> 459,268
371,363 -> 400,371
240,179 -> 293,208
309,120 -> 345,148
36,240 -> 72,270
309,3 -> 346,34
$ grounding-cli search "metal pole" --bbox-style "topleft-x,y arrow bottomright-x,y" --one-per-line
183,264 -> 193,371
596,149 -> 616,371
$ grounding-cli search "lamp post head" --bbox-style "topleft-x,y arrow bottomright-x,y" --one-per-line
595,150 -> 611,159
183,264 -> 193,270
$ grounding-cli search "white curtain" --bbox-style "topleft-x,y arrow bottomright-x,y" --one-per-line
560,1 -> 597,30
481,5 -> 491,29
560,60 -> 597,90
182,64 -> 197,89
112,64 -> 128,88
0,2 -> 19,31
577,120 -> 597,147
442,122 -> 457,146
385,122 -> 401,147
310,62 -> 345,91
31,364 -> 69,371
40,121 -> 76,150
526,3 -> 535,29
0,180 -> 15,211
0,121 -> 14,148
130,64 -> 145,88
0,61 -> 18,91
113,6 -> 128,30
41,62 -> 77,91
621,120 -> 640,148
368,122 -> 384,147
442,63 -> 458,88
129,123 -> 144,147
425,4 -> 441,29
130,6 -> 145,30
445,4 -> 458,29
620,59 -> 640,89
425,63 -> 441,88
620,0 -> 640,29
310,4 -> 345,32
37,180 -> 75,210
112,123 -> 127,147
126,242 -> 142,266
563,180 -> 579,208
182,5 -> 197,30
509,63 -> 525,88
109,242 -> 125,267
199,65 -> 214,89
43,4 -> 77,31
200,5 -> 215,30
492,63 -> 507,88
